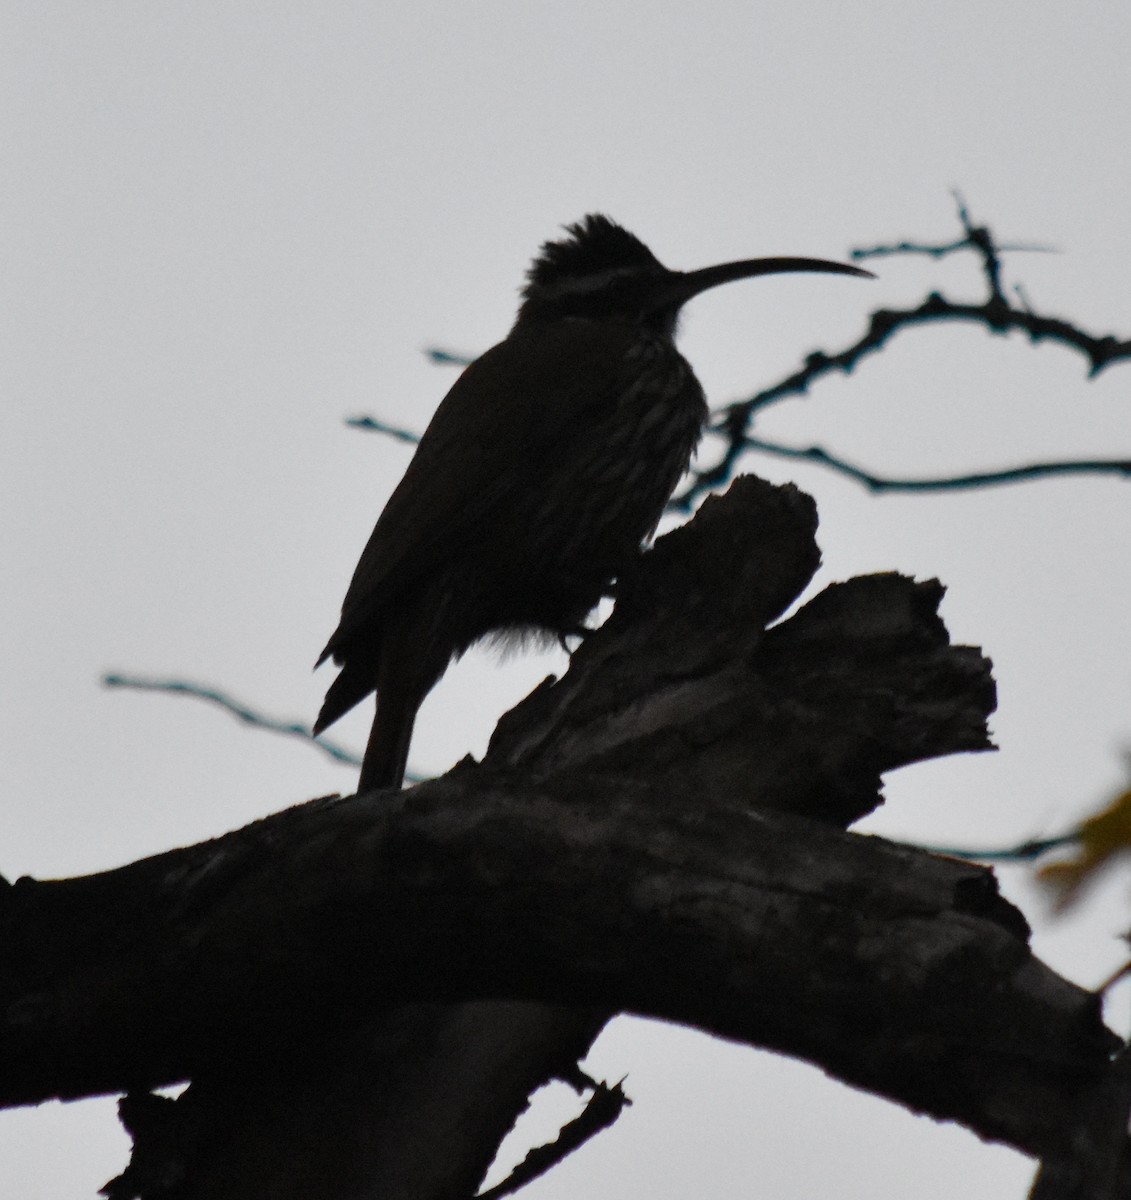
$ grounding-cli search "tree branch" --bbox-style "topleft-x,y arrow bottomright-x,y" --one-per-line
672,200 -> 1131,508
737,437 -> 1131,495
0,762 -> 1118,1162
5,477 -> 1122,1197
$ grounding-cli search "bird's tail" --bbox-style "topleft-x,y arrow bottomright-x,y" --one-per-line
316,613 -> 444,793
312,664 -> 373,737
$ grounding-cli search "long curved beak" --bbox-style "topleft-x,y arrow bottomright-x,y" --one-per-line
652,256 -> 874,312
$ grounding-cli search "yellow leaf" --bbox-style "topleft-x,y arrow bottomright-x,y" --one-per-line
1038,786 -> 1131,912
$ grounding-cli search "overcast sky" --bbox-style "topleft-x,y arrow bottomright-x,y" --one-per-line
3,3 -> 1131,1197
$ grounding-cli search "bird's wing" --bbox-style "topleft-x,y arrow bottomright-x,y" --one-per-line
321,319 -> 649,659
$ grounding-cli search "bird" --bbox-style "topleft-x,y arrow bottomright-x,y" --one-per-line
314,214 -> 872,792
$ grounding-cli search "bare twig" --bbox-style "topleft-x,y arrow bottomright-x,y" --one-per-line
101,674 -> 363,770
914,833 -> 1078,864
347,418 -> 1131,504
736,437 -> 1131,495
672,199 -> 1131,508
852,237 -> 1055,261
425,347 -> 474,367
345,415 -> 421,444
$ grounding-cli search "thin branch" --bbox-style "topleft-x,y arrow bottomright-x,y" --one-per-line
1014,283 -> 1037,315
855,192 -> 1054,268
101,674 -> 362,769
852,237 -> 1055,261
834,290 -> 1129,380
673,200 -> 1131,508
425,347 -> 474,367
344,415 -> 421,444
349,411 -> 1131,507
736,437 -> 1131,494
673,287 -> 1131,507
953,189 -> 1025,307
914,833 -> 1078,863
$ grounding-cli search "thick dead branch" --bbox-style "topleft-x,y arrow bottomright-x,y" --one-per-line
1,772 -> 1115,1145
1,477 -> 1121,1198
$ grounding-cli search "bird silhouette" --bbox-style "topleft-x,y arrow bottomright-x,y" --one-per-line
314,215 -> 871,791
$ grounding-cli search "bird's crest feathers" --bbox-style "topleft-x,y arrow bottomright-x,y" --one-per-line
523,214 -> 664,298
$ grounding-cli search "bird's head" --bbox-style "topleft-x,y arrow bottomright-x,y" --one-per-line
515,213 -> 872,337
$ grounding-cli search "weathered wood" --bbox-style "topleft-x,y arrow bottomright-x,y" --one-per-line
3,476 -> 1114,1200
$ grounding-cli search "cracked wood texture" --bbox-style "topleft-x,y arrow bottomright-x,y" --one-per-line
1,476 -> 1123,1200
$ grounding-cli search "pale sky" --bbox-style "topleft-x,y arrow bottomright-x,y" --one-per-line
3,3 -> 1131,1197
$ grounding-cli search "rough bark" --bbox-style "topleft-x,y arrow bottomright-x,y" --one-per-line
1,476 -> 1121,1198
